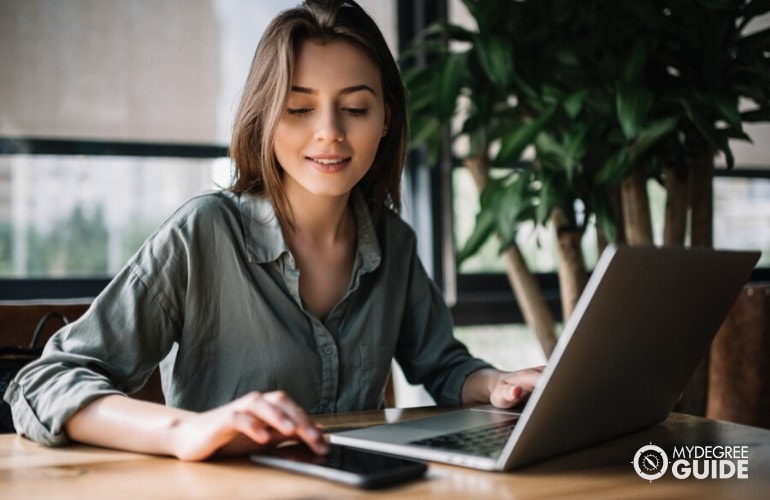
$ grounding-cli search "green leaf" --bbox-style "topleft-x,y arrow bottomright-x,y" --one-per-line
533,131 -> 564,158
409,116 -> 441,149
596,148 -> 630,186
474,34 -> 514,89
682,102 -> 735,168
628,116 -> 679,161
591,193 -> 618,243
434,52 -> 467,120
563,89 -> 588,119
495,106 -> 557,165
496,174 -> 534,251
537,177 -> 560,226
621,39 -> 649,83
616,85 -> 653,140
457,204 -> 496,263
457,177 -> 505,263
713,96 -> 742,129
562,126 -> 589,180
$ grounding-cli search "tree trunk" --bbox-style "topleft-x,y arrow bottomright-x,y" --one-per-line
621,170 -> 653,245
663,164 -> 689,247
502,244 -> 558,357
551,209 -> 588,322
464,155 -> 489,193
690,153 -> 714,247
675,151 -> 715,417
608,185 -> 627,246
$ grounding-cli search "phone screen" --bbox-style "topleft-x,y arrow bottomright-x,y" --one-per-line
251,444 -> 428,489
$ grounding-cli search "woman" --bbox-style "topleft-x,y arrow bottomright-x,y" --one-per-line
5,0 -> 541,461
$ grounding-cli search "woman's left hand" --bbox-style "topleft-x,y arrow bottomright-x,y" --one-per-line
488,367 -> 544,408
462,366 -> 545,408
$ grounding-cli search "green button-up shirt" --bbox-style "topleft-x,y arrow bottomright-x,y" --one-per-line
5,190 -> 491,446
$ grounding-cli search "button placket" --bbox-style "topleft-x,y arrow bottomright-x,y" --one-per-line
313,322 -> 339,415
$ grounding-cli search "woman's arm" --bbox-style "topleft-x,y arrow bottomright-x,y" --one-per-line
461,367 -> 544,408
64,391 -> 329,461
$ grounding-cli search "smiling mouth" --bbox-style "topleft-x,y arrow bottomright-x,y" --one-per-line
313,158 -> 345,165
307,156 -> 351,173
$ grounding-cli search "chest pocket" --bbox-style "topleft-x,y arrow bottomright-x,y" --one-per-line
358,344 -> 395,409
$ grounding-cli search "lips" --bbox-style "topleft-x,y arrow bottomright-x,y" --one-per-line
306,154 -> 351,173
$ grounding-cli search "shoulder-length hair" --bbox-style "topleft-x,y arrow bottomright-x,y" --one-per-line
229,0 -> 407,230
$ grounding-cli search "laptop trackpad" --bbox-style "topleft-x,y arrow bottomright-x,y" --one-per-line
398,407 -> 520,437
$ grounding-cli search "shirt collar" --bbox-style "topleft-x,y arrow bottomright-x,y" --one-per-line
238,189 -> 382,271
238,191 -> 288,264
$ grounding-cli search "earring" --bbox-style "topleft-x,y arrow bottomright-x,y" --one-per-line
382,128 -> 388,137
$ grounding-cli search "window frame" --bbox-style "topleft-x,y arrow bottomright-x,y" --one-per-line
0,136 -> 228,300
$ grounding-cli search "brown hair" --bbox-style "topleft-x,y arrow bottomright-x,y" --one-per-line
229,0 -> 407,229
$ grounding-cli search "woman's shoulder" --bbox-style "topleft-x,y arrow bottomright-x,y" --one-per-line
382,208 -> 416,235
169,190 -> 239,219
378,208 -> 418,250
155,190 -> 248,233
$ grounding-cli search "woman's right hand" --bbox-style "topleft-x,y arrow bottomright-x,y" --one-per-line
170,390 -> 329,461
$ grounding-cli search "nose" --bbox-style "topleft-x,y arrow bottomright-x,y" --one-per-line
314,108 -> 345,143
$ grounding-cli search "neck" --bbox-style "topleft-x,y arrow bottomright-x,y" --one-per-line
284,188 -> 354,246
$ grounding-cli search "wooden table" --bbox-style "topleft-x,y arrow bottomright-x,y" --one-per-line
1,407 -> 769,499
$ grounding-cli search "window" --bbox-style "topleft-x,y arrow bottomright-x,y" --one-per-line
0,146 -> 229,278
0,0 -> 397,284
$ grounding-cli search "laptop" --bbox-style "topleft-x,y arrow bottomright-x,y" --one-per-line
330,245 -> 760,471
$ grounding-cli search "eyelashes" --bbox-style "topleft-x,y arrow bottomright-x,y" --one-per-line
286,107 -> 369,117
345,108 -> 369,117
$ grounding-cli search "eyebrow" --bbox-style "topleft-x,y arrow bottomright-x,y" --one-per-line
290,84 -> 378,97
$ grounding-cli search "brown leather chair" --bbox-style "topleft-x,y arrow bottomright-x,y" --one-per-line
0,300 -> 164,405
707,284 -> 770,429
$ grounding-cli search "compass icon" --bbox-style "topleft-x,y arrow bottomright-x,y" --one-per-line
633,444 -> 669,481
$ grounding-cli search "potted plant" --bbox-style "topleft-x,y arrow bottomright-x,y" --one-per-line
403,0 -> 770,357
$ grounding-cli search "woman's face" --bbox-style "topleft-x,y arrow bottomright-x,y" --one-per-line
273,39 -> 388,201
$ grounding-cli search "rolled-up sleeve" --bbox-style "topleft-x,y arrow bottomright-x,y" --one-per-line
4,233 -> 183,445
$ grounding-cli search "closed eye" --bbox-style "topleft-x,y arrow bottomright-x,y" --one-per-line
287,107 -> 312,115
344,108 -> 369,117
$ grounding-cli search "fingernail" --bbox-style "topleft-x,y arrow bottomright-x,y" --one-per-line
282,419 -> 296,431
307,427 -> 320,439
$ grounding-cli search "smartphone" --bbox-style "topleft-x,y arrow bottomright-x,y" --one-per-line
250,444 -> 428,489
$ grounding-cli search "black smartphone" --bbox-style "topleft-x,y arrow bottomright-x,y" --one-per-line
250,444 -> 428,489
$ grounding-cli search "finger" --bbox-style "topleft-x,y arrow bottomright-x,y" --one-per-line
231,411 -> 274,445
261,392 -> 315,430
500,368 -> 542,392
240,392 -> 302,437
258,392 -> 328,455
490,384 -> 522,408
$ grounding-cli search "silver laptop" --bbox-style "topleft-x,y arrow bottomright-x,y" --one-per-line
330,245 -> 760,471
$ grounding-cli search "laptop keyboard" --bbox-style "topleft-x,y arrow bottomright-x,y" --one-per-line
407,418 -> 519,458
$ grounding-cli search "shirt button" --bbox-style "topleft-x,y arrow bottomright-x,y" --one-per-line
324,345 -> 335,355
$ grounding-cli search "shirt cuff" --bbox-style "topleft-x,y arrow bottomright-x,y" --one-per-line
4,380 -> 69,446
441,357 -> 495,406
